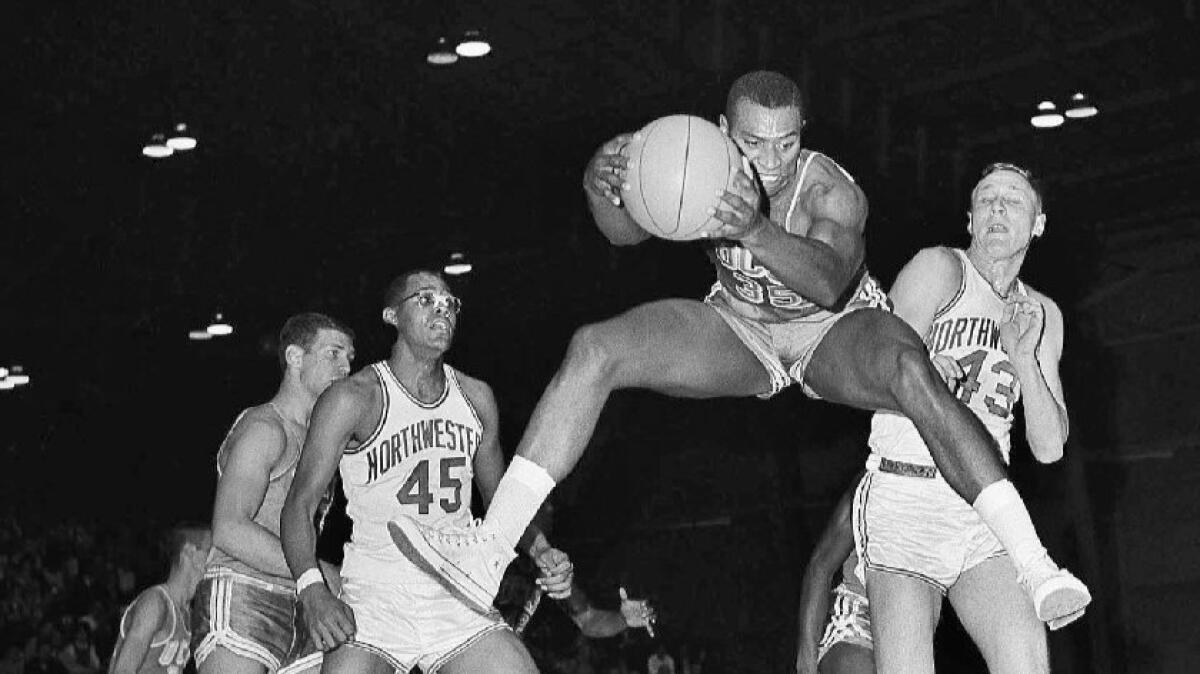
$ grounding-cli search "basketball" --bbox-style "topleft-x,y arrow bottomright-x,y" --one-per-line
622,115 -> 744,241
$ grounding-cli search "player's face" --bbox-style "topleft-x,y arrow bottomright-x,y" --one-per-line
721,99 -> 805,198
395,273 -> 459,351
299,328 -> 355,396
968,170 -> 1046,258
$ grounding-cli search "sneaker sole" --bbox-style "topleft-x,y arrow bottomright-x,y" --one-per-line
1048,607 -> 1086,631
386,520 -> 496,615
1035,580 -> 1092,625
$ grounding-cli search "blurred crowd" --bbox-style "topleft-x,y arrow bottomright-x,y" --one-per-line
0,510 -> 164,674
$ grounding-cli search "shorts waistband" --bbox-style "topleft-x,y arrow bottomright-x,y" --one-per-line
877,456 -> 938,479
203,567 -> 295,594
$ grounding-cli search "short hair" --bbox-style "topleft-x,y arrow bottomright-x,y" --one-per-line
162,523 -> 209,568
978,161 -> 1044,211
726,70 -> 806,119
382,269 -> 447,309
278,312 -> 355,369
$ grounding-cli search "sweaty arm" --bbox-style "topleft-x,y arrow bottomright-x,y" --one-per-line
796,476 -> 859,674
741,164 -> 869,309
281,383 -> 362,582
1014,294 -> 1069,462
107,592 -> 165,674
583,133 -> 654,246
280,382 -> 363,647
558,582 -> 629,639
211,417 -> 292,577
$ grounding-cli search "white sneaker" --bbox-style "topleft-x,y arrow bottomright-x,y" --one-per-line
1019,558 -> 1092,630
387,517 -> 515,615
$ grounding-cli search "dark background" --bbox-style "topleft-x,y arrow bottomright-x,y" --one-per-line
3,0 -> 1198,671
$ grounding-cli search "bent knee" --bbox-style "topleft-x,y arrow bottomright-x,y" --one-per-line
889,346 -> 942,397
562,322 -> 624,383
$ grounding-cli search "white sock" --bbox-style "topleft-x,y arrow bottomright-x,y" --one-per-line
972,479 -> 1051,575
485,456 -> 556,549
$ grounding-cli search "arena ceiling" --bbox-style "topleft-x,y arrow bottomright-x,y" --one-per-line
3,0 -> 1198,473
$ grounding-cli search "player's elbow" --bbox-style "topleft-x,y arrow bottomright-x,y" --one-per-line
810,275 -> 850,311
211,518 -> 240,554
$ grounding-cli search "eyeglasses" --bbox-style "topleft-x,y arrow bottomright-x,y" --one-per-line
398,289 -> 463,315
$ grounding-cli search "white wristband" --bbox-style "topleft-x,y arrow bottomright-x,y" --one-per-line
295,567 -> 324,594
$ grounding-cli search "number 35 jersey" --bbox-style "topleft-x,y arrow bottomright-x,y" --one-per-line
340,361 -> 483,583
870,248 -> 1025,465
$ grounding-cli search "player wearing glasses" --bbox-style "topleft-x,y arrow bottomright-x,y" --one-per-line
280,269 -> 569,674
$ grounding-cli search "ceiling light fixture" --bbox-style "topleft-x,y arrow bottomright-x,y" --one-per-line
6,366 -> 29,386
456,30 -> 491,57
1064,92 -> 1098,119
166,123 -> 197,151
189,329 -> 214,341
428,37 -> 459,65
1030,100 -> 1065,129
207,313 -> 234,336
443,252 -> 473,276
142,133 -> 173,158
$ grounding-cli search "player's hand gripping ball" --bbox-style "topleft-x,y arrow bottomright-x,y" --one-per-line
621,115 -> 744,241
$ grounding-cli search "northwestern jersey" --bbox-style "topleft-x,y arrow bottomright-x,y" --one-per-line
340,361 -> 483,582
870,248 -> 1025,464
706,150 -> 888,323
207,403 -> 305,587
115,585 -> 191,674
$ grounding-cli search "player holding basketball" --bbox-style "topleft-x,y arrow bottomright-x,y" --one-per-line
796,476 -> 874,674
108,525 -> 210,674
192,313 -> 354,674
391,70 -> 1088,630
855,162 -> 1071,673
279,270 -> 570,674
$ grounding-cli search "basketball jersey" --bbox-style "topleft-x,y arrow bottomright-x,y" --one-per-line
706,150 -> 887,323
339,361 -> 483,583
870,248 -> 1025,464
115,585 -> 191,674
207,403 -> 304,587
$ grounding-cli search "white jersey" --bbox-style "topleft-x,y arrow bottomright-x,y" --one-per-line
870,248 -> 1024,465
340,361 -> 483,582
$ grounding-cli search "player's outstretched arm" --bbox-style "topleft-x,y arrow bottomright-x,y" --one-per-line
107,592 -> 166,674
1003,290 -> 1069,462
796,476 -> 859,674
584,133 -> 654,246
281,380 -> 363,650
211,415 -> 292,577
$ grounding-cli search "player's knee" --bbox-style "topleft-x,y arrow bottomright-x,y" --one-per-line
890,346 -> 941,402
562,323 -> 622,385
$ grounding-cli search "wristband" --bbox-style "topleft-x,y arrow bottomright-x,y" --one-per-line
295,567 -> 324,594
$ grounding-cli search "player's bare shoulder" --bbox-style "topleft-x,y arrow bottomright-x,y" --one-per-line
323,367 -> 379,411
222,405 -> 287,461
803,151 -> 868,233
451,368 -> 495,406
450,368 -> 498,424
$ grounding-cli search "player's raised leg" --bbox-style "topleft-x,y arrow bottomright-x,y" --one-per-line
805,308 -> 1089,626
389,298 -> 770,607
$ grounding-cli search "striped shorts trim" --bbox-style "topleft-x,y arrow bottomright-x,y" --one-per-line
817,584 -> 873,662
192,568 -> 317,673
